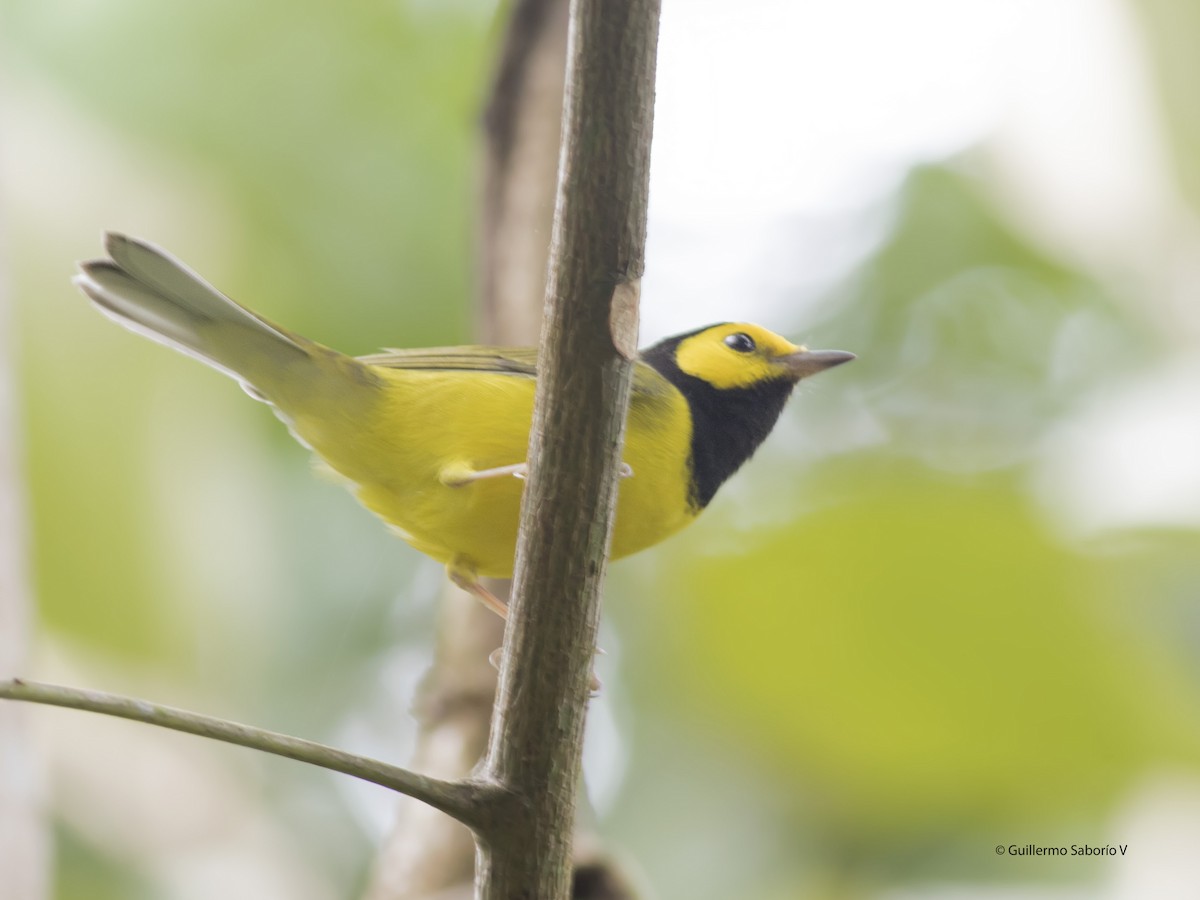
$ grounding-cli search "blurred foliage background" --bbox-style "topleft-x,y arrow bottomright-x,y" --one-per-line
5,0 -> 1200,897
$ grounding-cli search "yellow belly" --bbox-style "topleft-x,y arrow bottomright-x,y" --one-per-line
294,366 -> 697,578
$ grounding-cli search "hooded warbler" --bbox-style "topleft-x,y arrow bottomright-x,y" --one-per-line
75,233 -> 854,614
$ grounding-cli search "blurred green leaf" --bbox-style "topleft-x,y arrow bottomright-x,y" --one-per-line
5,0 -> 490,348
650,461 -> 1200,842
818,166 -> 1157,472
54,823 -> 151,900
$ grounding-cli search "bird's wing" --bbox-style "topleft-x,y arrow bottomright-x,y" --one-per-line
359,345 -> 675,403
357,345 -> 540,376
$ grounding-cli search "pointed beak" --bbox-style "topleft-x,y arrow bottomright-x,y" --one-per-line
776,348 -> 856,381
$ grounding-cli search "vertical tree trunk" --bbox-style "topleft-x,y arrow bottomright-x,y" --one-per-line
478,0 -> 571,348
476,0 -> 660,896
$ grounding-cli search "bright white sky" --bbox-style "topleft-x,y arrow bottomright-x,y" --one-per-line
651,0 -> 1030,220
643,0 -> 1158,335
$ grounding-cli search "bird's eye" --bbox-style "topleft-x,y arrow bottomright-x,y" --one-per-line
724,332 -> 756,353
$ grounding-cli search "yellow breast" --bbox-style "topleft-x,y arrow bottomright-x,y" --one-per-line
296,363 -> 697,578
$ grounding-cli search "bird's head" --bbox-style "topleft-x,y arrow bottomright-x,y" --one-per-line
670,322 -> 855,389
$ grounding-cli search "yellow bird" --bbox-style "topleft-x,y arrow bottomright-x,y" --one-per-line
75,233 -> 854,615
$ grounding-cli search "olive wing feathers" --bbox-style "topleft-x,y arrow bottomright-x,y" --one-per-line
357,346 -> 676,400
357,346 -> 540,375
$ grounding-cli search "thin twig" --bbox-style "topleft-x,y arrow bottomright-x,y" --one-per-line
0,678 -> 496,830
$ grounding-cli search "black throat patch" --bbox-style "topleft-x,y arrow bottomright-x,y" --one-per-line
641,334 -> 795,509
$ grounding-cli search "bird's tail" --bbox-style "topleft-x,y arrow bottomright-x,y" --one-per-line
75,233 -> 376,416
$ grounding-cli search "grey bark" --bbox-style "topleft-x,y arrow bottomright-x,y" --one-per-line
475,1 -> 661,897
